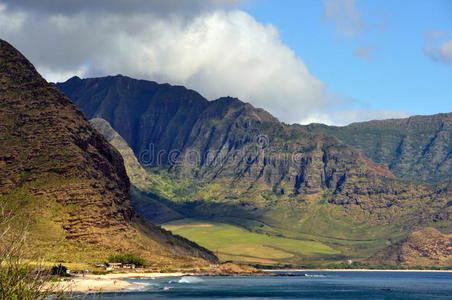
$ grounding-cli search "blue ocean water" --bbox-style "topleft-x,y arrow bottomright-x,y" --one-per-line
85,271 -> 452,299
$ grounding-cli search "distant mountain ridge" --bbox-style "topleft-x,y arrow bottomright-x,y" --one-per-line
368,227 -> 452,267
57,74 -> 451,266
0,40 -> 216,265
301,113 -> 451,182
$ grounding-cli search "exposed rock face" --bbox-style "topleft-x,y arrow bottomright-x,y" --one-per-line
57,75 -> 451,269
57,76 -> 392,193
89,117 -> 150,191
0,40 -> 216,264
90,118 -> 182,223
368,227 -> 452,267
301,114 -> 452,183
57,75 -> 450,232
59,75 -> 209,160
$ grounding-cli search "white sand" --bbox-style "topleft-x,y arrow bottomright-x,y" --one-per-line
55,272 -> 185,292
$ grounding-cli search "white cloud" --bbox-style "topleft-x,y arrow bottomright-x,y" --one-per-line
440,40 -> 452,61
0,3 -> 25,33
353,46 -> 374,59
424,29 -> 446,40
299,109 -> 410,126
423,30 -> 452,64
0,1 -> 408,126
0,5 -> 328,124
322,0 -> 388,61
424,40 -> 452,64
322,0 -> 362,37
38,65 -> 90,83
1,0 -> 242,16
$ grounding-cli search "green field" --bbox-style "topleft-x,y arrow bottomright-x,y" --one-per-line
163,219 -> 340,265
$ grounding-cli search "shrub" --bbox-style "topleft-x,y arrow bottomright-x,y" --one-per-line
0,203 -> 58,299
92,270 -> 111,275
106,253 -> 147,267
50,264 -> 70,277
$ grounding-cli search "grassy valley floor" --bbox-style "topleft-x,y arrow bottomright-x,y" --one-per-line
163,219 -> 341,266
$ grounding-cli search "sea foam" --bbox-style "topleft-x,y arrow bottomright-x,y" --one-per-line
177,276 -> 204,283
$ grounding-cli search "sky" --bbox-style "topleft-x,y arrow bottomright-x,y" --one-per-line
0,0 -> 451,125
241,0 -> 452,124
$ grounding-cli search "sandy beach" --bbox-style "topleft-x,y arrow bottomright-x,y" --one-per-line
54,272 -> 185,292
55,269 -> 452,293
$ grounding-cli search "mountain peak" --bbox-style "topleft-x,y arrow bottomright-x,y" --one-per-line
1,39 -> 43,84
66,75 -> 82,82
213,96 -> 243,104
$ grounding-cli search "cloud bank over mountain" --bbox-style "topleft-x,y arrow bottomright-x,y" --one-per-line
0,0 -> 408,125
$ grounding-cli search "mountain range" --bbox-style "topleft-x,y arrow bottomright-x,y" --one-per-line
57,75 -> 451,267
301,114 -> 451,183
1,31 -> 448,271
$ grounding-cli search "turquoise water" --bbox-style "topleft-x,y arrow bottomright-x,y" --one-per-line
85,271 -> 452,299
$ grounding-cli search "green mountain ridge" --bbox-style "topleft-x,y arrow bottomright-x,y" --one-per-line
300,113 -> 451,183
57,75 -> 451,266
0,39 -> 217,266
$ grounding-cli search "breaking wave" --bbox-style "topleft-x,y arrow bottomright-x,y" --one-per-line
177,276 -> 204,283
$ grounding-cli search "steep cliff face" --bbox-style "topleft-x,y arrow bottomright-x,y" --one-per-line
89,117 -> 151,191
0,40 -> 216,265
368,227 -> 452,267
59,75 -> 209,162
58,75 -> 451,262
301,114 -> 452,183
90,118 -> 182,224
58,76 -> 395,196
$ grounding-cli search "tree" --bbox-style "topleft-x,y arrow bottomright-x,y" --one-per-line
0,202 -> 63,299
107,253 -> 147,267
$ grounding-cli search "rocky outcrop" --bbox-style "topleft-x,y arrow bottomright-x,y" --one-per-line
58,75 -> 209,160
0,39 -> 217,264
368,227 -> 452,267
301,113 -> 452,182
58,76 -> 392,194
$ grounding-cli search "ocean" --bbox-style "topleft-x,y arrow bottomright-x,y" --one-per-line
84,271 -> 452,299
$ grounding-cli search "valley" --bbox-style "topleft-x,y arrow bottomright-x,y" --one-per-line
76,91 -> 450,267
1,1 -> 451,298
163,218 -> 340,266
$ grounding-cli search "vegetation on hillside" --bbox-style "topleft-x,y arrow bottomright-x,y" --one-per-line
301,113 -> 451,182
163,219 -> 340,265
0,39 -> 217,267
107,253 -> 147,267
0,203 -> 64,299
58,56 -> 450,268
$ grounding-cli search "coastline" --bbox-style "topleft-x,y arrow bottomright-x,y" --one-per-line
263,269 -> 452,273
55,268 -> 452,293
54,272 -> 185,292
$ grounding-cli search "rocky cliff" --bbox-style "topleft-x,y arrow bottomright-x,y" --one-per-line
301,113 -> 452,182
57,75 -> 451,263
0,39 -> 216,265
368,227 -> 452,267
90,117 -> 183,223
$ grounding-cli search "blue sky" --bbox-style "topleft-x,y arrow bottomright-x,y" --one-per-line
241,0 -> 452,117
